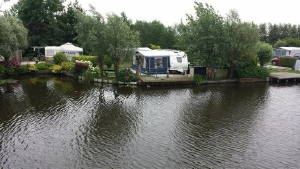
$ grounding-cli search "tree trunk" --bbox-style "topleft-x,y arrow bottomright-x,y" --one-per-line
228,66 -> 235,79
97,56 -> 104,78
114,63 -> 120,77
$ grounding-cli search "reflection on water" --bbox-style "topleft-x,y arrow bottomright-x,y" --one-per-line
1,76 -> 300,168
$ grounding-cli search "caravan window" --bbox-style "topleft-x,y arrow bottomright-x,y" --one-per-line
155,58 -> 162,68
176,57 -> 182,63
46,50 -> 54,56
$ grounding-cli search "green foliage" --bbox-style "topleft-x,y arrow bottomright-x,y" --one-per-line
193,74 -> 204,85
150,44 -> 161,49
0,64 -> 5,76
82,70 -> 96,83
28,64 -> 37,72
106,13 -> 140,77
180,2 -> 226,70
17,64 -> 31,74
53,52 -> 68,65
61,62 -> 74,73
237,61 -> 270,78
0,15 -> 28,59
117,68 -> 136,82
75,7 -> 107,77
71,55 -> 97,66
274,40 -> 287,48
133,20 -> 177,49
50,65 -> 62,73
256,42 -> 274,66
35,63 -> 54,70
279,57 -> 296,68
283,37 -> 300,47
103,55 -> 112,68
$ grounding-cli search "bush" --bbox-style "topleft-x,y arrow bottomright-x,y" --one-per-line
82,70 -> 97,83
50,65 -> 62,74
28,64 -> 37,72
0,64 -> 5,76
194,74 -> 206,85
72,55 -> 97,66
10,57 -> 21,67
61,62 -> 75,73
35,63 -> 54,70
17,64 -> 31,74
74,60 -> 90,75
117,68 -> 136,82
279,57 -> 296,68
237,62 -> 269,78
53,52 -> 68,65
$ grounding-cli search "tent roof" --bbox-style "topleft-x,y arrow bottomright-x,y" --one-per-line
60,43 -> 83,52
45,43 -> 83,52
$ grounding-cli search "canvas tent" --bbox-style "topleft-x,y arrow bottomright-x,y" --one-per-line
45,43 -> 83,61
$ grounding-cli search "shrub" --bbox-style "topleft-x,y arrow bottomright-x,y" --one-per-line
17,64 -> 31,74
72,55 -> 97,66
194,74 -> 205,85
0,64 -> 5,76
10,57 -> 21,67
50,65 -> 62,74
117,68 -> 136,82
237,62 -> 269,78
279,57 -> 296,68
28,64 -> 37,72
61,62 -> 75,73
35,63 -> 54,70
82,70 -> 97,83
53,52 -> 68,65
74,60 -> 90,75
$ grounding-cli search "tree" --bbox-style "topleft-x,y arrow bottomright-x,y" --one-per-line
180,2 -> 226,78
256,42 -> 273,66
284,37 -> 300,47
59,0 -> 83,45
0,15 -> 28,61
224,10 -> 259,78
274,39 -> 287,48
133,20 -> 177,49
75,5 -> 107,78
13,0 -> 65,46
105,13 -> 140,77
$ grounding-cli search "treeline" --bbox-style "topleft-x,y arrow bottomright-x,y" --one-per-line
259,23 -> 300,45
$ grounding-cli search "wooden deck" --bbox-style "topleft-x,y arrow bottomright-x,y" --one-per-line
270,72 -> 300,82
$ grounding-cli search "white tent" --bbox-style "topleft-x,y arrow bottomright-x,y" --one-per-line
45,43 -> 83,61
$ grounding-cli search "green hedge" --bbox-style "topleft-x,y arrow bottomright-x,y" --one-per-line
279,57 -> 296,68
36,63 -> 54,70
71,55 -> 97,66
237,63 -> 270,78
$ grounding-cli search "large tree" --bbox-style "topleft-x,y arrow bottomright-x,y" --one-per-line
180,2 -> 226,78
13,0 -> 65,47
224,10 -> 259,78
75,6 -> 107,78
105,13 -> 140,77
0,15 -> 28,61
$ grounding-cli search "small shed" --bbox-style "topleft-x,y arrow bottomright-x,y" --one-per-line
135,50 -> 171,74
45,43 -> 83,61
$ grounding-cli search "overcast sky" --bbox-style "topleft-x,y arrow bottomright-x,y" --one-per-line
2,0 -> 300,26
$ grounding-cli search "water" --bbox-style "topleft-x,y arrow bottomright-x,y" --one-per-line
1,76 -> 300,168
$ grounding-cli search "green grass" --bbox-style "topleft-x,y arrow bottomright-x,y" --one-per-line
268,69 -> 300,74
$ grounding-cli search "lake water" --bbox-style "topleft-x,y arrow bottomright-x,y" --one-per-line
1,76 -> 300,168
